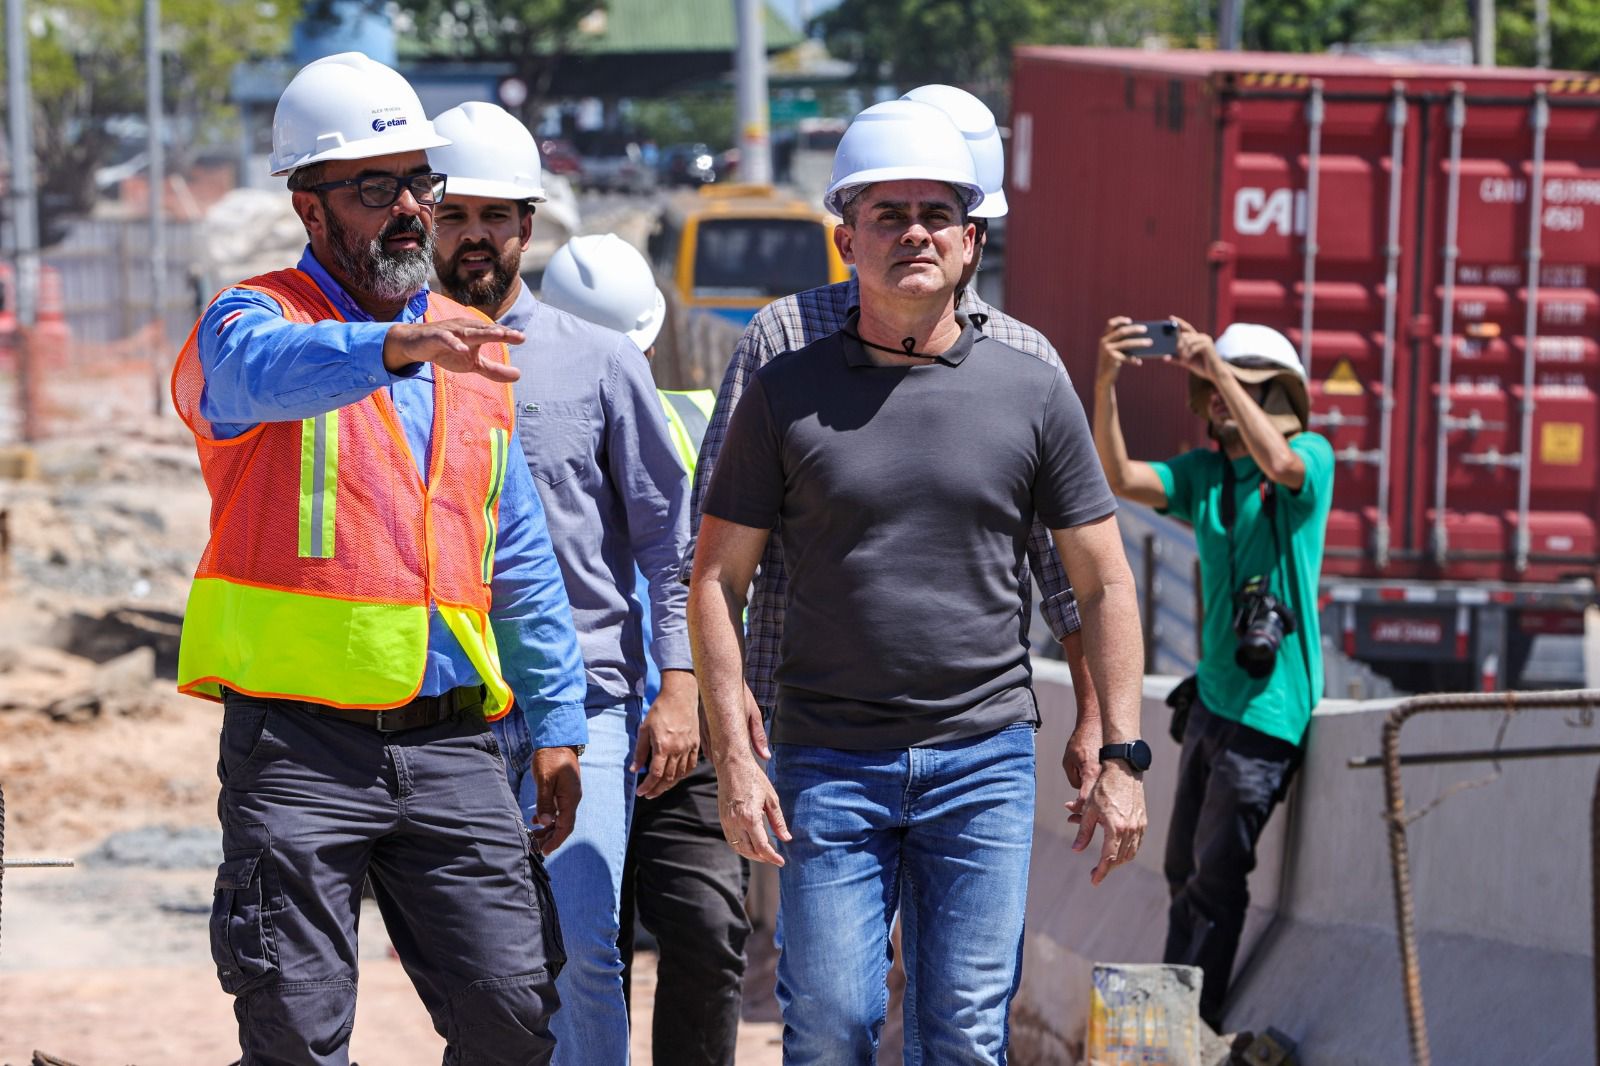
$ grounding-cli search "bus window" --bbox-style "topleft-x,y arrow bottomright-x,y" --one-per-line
693,218 -> 830,299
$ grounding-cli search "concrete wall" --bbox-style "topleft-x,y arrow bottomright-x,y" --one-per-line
1015,661 -> 1598,1066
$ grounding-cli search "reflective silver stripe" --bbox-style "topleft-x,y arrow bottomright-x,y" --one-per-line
310,415 -> 328,558
298,412 -> 337,560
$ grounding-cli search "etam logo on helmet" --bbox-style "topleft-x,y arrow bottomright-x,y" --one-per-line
371,116 -> 410,133
1234,187 -> 1309,237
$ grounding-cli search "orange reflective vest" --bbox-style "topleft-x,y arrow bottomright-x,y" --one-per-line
170,268 -> 516,717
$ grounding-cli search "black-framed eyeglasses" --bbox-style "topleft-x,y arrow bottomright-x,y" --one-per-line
307,172 -> 448,208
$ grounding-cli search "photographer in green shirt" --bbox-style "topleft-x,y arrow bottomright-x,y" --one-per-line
1091,315 -> 1334,1029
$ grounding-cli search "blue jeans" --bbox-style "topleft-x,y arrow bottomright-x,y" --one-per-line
770,722 -> 1037,1065
494,699 -> 641,1065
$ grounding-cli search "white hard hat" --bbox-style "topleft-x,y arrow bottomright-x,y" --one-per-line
1191,323 -> 1310,433
428,102 -> 547,203
1215,323 -> 1306,381
270,52 -> 451,177
823,99 -> 985,218
901,84 -> 1008,218
542,234 -> 666,352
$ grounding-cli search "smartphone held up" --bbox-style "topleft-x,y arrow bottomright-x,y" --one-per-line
1127,319 -> 1179,358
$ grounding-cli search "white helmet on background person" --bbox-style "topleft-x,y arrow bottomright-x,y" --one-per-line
1190,323 -> 1310,434
428,102 -> 547,203
823,99 -> 985,219
541,234 -> 666,352
1215,323 -> 1306,382
901,84 -> 1008,218
270,52 -> 451,177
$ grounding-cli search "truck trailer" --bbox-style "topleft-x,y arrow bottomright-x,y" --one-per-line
1007,47 -> 1600,691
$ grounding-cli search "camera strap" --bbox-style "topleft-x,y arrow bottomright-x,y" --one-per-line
1220,450 -> 1318,699
1220,455 -> 1282,600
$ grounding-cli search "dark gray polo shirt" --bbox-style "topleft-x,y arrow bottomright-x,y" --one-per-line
702,315 -> 1116,749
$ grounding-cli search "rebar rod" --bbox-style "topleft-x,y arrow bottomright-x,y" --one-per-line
1379,688 -> 1600,1066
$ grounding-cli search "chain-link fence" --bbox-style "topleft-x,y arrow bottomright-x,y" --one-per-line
0,216 -> 202,444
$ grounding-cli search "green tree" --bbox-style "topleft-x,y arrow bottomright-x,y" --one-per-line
628,94 -> 737,149
817,0 -> 1192,94
817,0 -> 1055,94
3,0 -> 299,232
1498,0 -> 1600,71
818,0 -> 1600,86
378,0 -> 600,124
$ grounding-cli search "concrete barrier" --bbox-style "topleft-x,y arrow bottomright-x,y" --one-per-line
1016,661 -> 1599,1065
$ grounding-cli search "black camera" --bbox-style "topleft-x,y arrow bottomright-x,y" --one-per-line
1232,577 -> 1297,679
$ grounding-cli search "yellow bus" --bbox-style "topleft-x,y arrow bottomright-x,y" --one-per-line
647,184 -> 850,333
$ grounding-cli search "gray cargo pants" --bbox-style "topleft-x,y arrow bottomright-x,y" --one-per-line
212,690 -> 566,1066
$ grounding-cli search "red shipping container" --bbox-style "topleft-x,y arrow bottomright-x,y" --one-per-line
1007,47 -> 1600,588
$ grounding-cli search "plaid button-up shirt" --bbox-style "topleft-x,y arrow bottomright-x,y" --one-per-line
684,277 -> 1083,714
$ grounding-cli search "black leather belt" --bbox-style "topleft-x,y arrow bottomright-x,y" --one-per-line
299,685 -> 487,733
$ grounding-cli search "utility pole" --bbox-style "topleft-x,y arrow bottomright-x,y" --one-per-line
146,0 -> 166,415
733,0 -> 772,186
6,0 -> 42,441
1217,0 -> 1243,51
1534,0 -> 1550,69
1473,0 -> 1497,67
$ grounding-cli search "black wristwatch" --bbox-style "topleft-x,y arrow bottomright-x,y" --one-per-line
1099,740 -> 1152,773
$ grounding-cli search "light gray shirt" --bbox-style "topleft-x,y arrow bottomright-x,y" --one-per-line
501,282 -> 692,727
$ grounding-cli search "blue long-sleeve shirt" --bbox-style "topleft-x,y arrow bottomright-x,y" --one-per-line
195,247 -> 588,747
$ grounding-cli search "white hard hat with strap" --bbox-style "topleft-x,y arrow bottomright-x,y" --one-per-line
824,99 -> 985,218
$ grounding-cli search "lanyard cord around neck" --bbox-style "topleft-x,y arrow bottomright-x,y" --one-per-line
840,328 -> 944,361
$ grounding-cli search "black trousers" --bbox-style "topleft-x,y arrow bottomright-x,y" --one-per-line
1162,700 -> 1301,1029
212,692 -> 564,1065
619,756 -> 751,1066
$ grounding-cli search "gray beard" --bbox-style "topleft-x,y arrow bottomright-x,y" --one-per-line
325,208 -> 432,304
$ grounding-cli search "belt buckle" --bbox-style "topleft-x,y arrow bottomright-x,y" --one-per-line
373,708 -> 400,732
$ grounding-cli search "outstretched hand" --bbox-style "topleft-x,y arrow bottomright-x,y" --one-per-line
383,319 -> 524,382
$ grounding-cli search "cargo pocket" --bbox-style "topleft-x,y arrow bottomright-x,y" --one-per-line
526,836 -> 567,979
210,850 -> 279,995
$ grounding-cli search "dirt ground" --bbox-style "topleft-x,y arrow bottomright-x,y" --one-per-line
0,418 -> 782,1064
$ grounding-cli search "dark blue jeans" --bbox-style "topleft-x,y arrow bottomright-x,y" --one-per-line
213,693 -> 565,1065
1162,700 -> 1301,1028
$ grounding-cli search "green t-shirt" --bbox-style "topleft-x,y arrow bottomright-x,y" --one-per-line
1151,433 -> 1334,746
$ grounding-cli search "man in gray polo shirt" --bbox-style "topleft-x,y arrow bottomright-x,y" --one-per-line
688,101 -> 1149,1063
685,84 -> 1109,811
430,103 -> 697,1064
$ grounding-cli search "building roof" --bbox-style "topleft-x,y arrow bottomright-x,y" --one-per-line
570,0 -> 802,55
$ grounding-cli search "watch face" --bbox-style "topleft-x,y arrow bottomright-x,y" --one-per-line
1129,739 -> 1153,772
